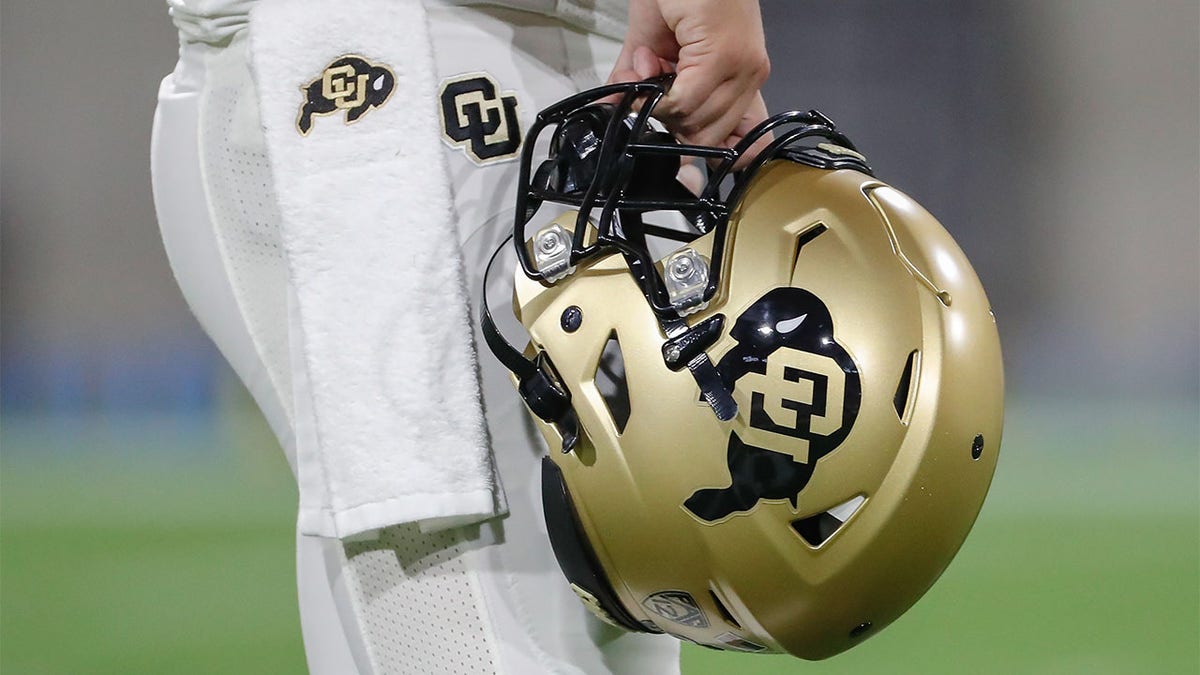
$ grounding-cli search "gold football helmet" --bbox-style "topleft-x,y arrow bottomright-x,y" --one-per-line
481,77 -> 1004,659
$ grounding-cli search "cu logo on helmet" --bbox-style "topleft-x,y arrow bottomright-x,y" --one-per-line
735,346 -> 848,462
685,288 -> 861,523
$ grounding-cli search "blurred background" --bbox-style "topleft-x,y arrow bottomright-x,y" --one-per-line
2,1 -> 1196,673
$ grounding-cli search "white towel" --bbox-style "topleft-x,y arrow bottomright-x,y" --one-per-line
247,0 -> 503,538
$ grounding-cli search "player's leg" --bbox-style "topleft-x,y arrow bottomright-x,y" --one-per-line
153,2 -> 680,672
152,22 -> 368,673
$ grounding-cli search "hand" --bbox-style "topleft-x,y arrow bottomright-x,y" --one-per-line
608,0 -> 771,151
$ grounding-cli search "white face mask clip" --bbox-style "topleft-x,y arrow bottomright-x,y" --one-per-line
664,248 -> 710,315
533,224 -> 575,282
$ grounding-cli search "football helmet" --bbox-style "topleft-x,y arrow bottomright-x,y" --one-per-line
481,76 -> 1003,660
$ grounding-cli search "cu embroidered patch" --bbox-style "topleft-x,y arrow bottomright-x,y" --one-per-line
438,73 -> 521,164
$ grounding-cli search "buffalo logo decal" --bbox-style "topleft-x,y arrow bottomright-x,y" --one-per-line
684,287 -> 861,522
438,73 -> 521,164
297,55 -> 395,136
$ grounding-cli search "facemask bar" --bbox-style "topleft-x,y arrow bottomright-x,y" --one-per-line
491,77 -> 870,428
515,77 -> 728,281
514,77 -> 861,323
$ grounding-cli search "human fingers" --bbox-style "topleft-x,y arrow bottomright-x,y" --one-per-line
653,0 -> 769,147
724,91 -> 772,168
606,0 -> 676,86
604,46 -> 669,107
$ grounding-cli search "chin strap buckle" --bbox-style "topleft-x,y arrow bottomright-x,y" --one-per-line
517,353 -> 580,453
661,314 -> 737,422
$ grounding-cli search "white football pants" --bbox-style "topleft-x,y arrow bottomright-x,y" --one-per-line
151,2 -> 680,673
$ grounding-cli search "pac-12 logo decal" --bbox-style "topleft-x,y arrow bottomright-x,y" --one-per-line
297,55 -> 395,136
642,591 -> 709,629
439,73 -> 521,164
685,287 -> 862,522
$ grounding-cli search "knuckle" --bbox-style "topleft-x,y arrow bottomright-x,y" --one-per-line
718,39 -> 770,84
660,97 -> 696,124
752,53 -> 771,83
733,44 -> 769,83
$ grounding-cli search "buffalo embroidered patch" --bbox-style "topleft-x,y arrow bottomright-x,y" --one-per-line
297,55 -> 395,136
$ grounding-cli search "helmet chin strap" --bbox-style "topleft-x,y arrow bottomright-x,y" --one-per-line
658,312 -> 735,420
479,236 -> 580,453
659,315 -> 737,421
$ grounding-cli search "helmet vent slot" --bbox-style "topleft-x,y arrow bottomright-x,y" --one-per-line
708,590 -> 742,630
893,349 -> 920,424
791,495 -> 866,548
791,223 -> 829,271
595,333 -> 631,433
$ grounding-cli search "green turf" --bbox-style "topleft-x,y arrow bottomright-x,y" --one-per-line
681,512 -> 1199,674
2,401 -> 1197,673
1,414 -> 306,674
